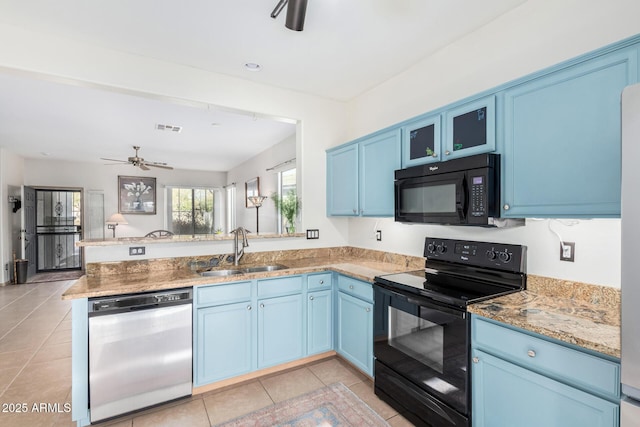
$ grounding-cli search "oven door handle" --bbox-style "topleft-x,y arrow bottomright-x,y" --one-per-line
375,282 -> 466,319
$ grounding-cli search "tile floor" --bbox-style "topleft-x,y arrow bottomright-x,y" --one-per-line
0,280 -> 414,427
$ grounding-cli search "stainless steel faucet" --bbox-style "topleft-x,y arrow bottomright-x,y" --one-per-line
231,227 -> 249,265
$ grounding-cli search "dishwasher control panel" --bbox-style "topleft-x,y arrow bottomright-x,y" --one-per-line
89,289 -> 192,314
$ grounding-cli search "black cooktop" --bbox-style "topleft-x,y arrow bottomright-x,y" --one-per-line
374,237 -> 527,308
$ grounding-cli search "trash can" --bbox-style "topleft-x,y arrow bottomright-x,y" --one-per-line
15,259 -> 28,284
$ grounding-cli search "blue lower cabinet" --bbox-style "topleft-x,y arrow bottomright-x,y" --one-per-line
472,349 -> 619,427
195,301 -> 254,385
258,293 -> 304,368
307,289 -> 333,355
337,291 -> 373,376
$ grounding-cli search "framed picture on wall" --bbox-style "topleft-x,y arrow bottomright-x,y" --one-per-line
118,175 -> 157,214
245,177 -> 260,208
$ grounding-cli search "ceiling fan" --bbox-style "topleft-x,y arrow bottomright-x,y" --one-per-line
101,146 -> 174,171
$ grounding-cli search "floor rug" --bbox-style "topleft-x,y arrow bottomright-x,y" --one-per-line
216,382 -> 390,427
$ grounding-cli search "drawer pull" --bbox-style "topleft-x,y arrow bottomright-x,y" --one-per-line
527,350 -> 536,358
260,303 -> 265,308
472,357 -> 479,364
247,305 -> 252,310
349,285 -> 354,290
366,307 -> 371,312
309,296 -> 314,301
319,280 -> 324,285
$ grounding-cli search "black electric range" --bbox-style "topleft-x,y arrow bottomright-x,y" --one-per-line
373,237 -> 527,427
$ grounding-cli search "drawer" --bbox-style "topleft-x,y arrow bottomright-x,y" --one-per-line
257,276 -> 303,298
472,316 -> 620,400
337,275 -> 373,302
307,272 -> 332,291
196,281 -> 252,307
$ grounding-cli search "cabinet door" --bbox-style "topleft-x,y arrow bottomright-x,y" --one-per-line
472,349 -> 619,427
307,289 -> 333,355
502,48 -> 638,217
445,95 -> 496,159
326,143 -> 359,216
337,291 -> 373,376
402,115 -> 442,167
195,302 -> 254,386
359,129 -> 401,217
258,294 -> 304,368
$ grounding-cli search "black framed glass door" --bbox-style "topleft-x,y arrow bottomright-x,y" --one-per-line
36,189 -> 82,272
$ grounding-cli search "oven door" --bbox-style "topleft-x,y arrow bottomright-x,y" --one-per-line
395,171 -> 468,224
374,283 -> 470,418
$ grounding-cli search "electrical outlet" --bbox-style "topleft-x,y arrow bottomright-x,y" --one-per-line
560,242 -> 575,262
129,246 -> 146,256
376,230 -> 382,241
306,229 -> 319,239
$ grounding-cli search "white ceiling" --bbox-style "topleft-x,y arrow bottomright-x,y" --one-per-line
0,0 -> 526,171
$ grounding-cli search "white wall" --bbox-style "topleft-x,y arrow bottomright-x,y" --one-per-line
0,148 -> 25,284
228,134 -> 296,234
343,1 -> 640,287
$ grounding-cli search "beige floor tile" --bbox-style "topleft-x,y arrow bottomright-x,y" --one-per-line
15,357 -> 71,388
259,367 -> 325,403
203,380 -> 273,425
32,341 -> 72,364
349,380 -> 399,420
131,398 -> 210,427
0,365 -> 22,392
0,349 -> 31,370
308,357 -> 367,387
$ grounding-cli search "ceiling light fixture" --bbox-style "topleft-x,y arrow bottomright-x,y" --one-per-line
156,123 -> 182,133
270,0 -> 308,32
244,62 -> 262,72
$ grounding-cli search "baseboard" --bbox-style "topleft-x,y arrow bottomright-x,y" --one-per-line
192,350 -> 337,395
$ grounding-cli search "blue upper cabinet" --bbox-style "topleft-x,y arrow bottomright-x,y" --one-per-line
501,47 -> 638,218
401,114 -> 442,167
327,128 -> 401,217
326,143 -> 359,216
445,95 -> 496,160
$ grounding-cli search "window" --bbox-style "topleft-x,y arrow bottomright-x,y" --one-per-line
166,187 -> 218,235
276,168 -> 297,233
226,184 -> 236,233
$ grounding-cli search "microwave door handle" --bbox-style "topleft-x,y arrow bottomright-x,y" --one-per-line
456,176 -> 467,220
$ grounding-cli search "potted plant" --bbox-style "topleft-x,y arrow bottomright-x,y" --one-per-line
271,190 -> 301,234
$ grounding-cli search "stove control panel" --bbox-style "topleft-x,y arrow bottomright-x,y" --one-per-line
424,237 -> 526,273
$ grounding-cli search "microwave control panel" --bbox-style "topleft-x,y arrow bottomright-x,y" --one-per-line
470,174 -> 486,217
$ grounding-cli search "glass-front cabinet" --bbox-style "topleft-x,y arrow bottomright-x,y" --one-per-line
444,94 -> 496,160
401,114 -> 442,167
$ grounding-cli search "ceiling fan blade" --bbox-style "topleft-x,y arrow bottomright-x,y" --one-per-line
146,163 -> 174,170
100,158 -> 128,163
139,164 -> 150,171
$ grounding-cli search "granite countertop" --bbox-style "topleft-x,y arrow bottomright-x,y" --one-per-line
468,276 -> 621,359
61,256 -> 413,300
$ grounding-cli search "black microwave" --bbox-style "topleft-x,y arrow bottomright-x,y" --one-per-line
395,153 -> 500,226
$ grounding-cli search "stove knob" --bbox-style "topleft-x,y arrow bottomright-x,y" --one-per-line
427,243 -> 436,253
499,251 -> 511,263
437,244 -> 447,254
486,250 -> 497,260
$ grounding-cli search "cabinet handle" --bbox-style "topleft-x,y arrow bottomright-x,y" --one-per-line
247,305 -> 252,311
260,303 -> 265,308
445,150 -> 451,155
353,209 -> 357,214
349,285 -> 354,290
366,307 -> 371,312
472,357 -> 479,364
527,350 -> 536,358
309,296 -> 314,301
503,204 -> 510,211
319,280 -> 324,285
432,152 -> 438,157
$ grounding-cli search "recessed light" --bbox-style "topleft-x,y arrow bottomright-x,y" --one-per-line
211,123 -> 222,127
244,62 -> 262,72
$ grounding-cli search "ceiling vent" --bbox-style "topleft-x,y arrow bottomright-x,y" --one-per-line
156,124 -> 183,133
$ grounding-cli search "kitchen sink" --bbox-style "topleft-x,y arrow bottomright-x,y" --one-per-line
199,264 -> 289,277
241,264 -> 289,273
200,269 -> 243,277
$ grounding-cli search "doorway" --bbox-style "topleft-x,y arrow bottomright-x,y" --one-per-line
32,188 -> 83,273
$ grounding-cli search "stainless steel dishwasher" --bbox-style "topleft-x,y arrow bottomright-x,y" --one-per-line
88,288 -> 192,423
